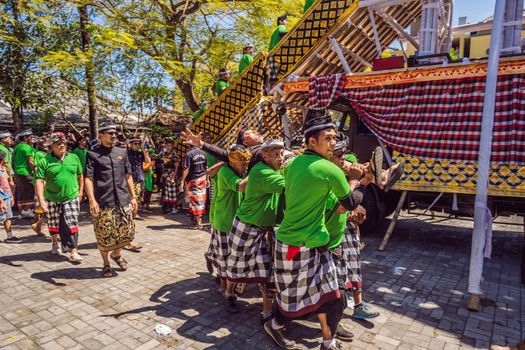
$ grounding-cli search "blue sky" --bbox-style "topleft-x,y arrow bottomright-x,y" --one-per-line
454,0 -> 497,25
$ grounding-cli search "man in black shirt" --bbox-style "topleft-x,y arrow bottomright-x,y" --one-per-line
127,137 -> 151,219
179,146 -> 208,229
85,122 -> 138,278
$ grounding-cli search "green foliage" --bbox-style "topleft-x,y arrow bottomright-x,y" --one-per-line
28,107 -> 56,134
96,0 -> 305,110
144,124 -> 173,139
1,0 -> 309,128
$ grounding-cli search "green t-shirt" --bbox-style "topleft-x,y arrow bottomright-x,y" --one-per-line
212,166 -> 243,233
325,193 -> 349,250
193,105 -> 209,122
0,143 -> 12,173
32,150 -> 46,186
144,168 -> 154,192
72,147 -> 88,173
216,80 -> 230,96
237,162 -> 285,227
344,153 -> 358,163
277,151 -> 351,248
239,53 -> 254,74
206,153 -> 217,168
36,152 -> 82,203
13,142 -> 35,176
269,24 -> 288,51
304,0 -> 316,12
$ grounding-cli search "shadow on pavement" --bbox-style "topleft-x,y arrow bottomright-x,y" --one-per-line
356,216 -> 523,348
31,267 -> 106,286
0,250 -> 66,266
102,272 -> 321,349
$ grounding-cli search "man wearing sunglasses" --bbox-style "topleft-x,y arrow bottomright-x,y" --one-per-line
85,122 -> 138,278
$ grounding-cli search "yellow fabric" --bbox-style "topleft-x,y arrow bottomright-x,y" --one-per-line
228,149 -> 252,166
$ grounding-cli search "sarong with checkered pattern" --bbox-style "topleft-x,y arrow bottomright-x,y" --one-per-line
210,226 -> 230,278
46,198 -> 80,234
332,224 -> 362,291
226,216 -> 273,284
273,239 -> 340,318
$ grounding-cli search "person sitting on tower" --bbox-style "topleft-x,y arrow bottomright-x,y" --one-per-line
269,14 -> 288,52
239,44 -> 255,74
215,68 -> 231,97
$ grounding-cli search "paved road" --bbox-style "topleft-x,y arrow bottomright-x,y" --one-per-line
0,205 -> 523,350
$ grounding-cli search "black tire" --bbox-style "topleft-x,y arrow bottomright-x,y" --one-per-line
383,190 -> 402,217
359,185 -> 385,235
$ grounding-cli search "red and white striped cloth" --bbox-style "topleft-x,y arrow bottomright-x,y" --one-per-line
308,73 -> 525,163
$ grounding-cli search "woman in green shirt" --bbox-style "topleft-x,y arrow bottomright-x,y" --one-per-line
225,140 -> 285,318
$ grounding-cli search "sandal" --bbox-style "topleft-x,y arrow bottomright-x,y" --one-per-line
383,161 -> 405,192
110,255 -> 128,271
102,265 -> 113,278
370,146 -> 384,185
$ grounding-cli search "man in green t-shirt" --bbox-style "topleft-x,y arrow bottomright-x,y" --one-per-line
225,139 -> 285,317
36,132 -> 84,262
265,14 -> 288,94
265,112 -> 374,350
209,145 -> 250,305
31,136 -> 48,237
12,130 -> 36,217
215,68 -> 230,97
72,136 -> 89,174
238,44 -> 254,74
325,136 -> 380,328
0,131 -> 14,176
269,15 -> 288,51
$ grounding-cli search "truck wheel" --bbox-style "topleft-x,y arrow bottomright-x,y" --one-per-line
383,190 -> 402,217
359,185 -> 385,235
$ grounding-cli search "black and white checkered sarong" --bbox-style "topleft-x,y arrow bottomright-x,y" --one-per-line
210,226 -> 230,278
163,182 -> 178,203
332,224 -> 362,291
46,198 -> 80,234
226,216 -> 273,284
268,57 -> 279,80
274,239 -> 340,318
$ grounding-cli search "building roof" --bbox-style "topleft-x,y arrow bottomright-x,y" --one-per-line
452,11 -> 525,35
0,97 -> 143,131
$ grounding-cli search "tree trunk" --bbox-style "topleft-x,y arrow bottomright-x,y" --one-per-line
10,0 -> 24,134
78,4 -> 98,139
176,79 -> 199,112
11,105 -> 22,134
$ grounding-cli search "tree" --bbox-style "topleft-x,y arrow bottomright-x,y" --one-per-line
95,0 -> 302,112
78,2 -> 98,138
0,0 -> 53,132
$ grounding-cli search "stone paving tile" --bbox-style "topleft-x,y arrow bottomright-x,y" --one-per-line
0,204 -> 523,350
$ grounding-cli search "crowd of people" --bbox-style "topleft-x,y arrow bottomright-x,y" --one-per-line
0,123 -> 215,269
0,109 -> 403,350
180,109 -> 404,350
